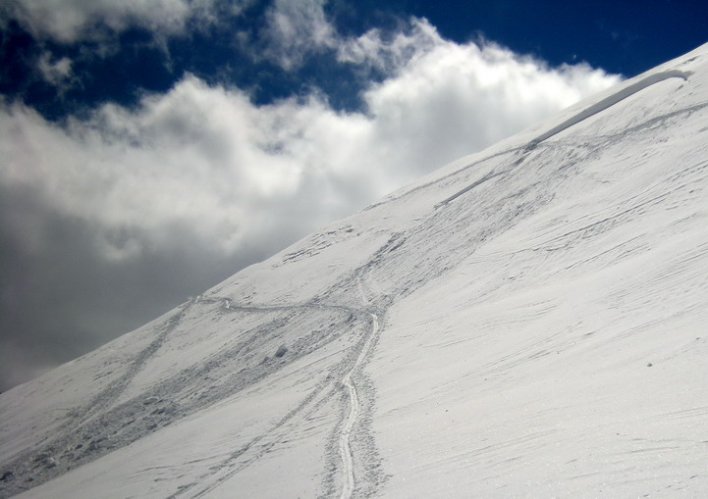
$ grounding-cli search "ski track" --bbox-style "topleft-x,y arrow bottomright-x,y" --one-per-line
169,290 -> 382,499
338,312 -> 379,499
177,269 -> 386,498
389,90 -> 706,212
0,283 -> 384,499
77,301 -> 193,424
179,372 -> 337,499
0,297 -> 363,499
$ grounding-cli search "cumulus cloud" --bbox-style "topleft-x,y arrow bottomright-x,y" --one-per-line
336,17 -> 439,72
261,0 -> 336,70
0,16 -> 621,390
0,0 -> 246,43
1,40 -> 618,259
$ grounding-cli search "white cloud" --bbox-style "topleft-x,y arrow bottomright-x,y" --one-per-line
0,24 -> 620,264
336,17 -> 439,72
36,52 -> 73,86
0,0 -> 245,43
261,0 -> 336,70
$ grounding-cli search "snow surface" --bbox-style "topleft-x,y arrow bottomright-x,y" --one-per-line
2,43 -> 708,498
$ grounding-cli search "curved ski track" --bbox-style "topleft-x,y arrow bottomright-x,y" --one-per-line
1,263 -> 387,499
338,312 -> 379,499
172,286 -> 383,499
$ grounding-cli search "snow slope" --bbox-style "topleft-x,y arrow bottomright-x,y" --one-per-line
2,43 -> 708,498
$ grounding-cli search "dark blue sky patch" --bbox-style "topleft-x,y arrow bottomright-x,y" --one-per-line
1,1 -> 706,122
1,23 -> 179,119
390,0 -> 708,75
0,21 -> 41,100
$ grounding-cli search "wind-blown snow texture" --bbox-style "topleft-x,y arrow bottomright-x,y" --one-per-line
2,44 -> 708,498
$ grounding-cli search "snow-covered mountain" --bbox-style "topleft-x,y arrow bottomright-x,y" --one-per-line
2,44 -> 708,498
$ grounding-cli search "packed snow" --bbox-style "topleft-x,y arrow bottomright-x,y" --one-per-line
1,43 -> 708,498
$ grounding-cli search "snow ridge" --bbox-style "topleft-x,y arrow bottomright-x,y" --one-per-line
527,70 -> 691,147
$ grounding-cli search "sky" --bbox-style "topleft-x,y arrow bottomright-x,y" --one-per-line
0,0 -> 706,392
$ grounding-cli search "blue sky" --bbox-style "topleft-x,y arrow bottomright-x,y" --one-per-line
0,0 -> 706,391
3,0 -> 706,120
